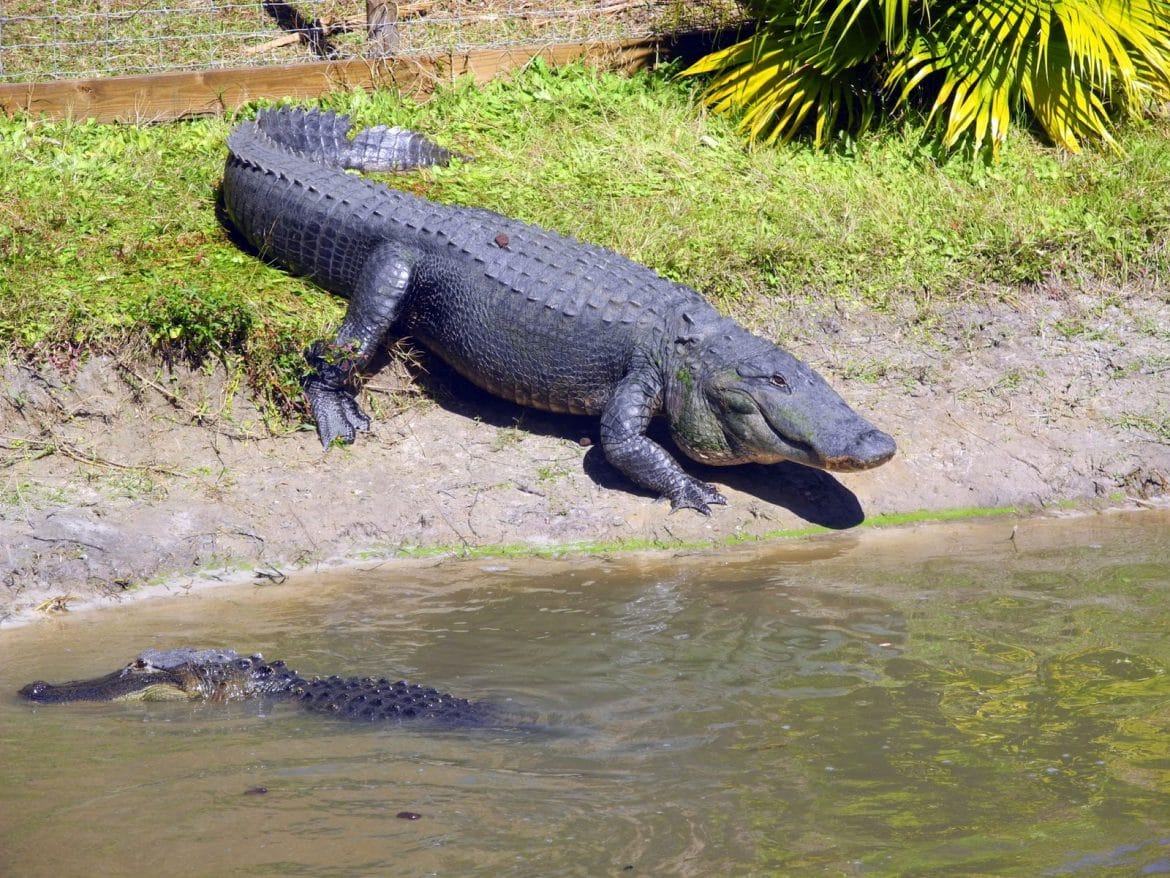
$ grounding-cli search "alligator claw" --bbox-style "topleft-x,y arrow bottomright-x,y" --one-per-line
668,478 -> 727,515
305,379 -> 370,447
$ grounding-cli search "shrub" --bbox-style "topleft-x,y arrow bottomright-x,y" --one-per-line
685,0 -> 1170,156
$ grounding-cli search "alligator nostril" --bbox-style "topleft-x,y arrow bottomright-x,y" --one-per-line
854,428 -> 897,465
20,681 -> 49,700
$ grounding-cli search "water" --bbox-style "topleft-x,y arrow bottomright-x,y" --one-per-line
1,511 -> 1168,877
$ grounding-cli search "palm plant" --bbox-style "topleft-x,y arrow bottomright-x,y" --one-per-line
685,0 -> 1170,156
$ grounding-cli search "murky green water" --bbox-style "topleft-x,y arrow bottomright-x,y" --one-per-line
2,511 -> 1169,877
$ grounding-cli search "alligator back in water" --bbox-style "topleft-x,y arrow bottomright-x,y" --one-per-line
20,648 -> 490,725
222,108 -> 895,513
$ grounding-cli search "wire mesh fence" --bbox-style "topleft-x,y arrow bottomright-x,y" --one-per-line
0,1 -> 741,84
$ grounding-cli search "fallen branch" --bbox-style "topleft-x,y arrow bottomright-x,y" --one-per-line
0,434 -> 188,479
114,361 -> 208,418
254,566 -> 288,585
113,361 -> 263,442
0,437 -> 55,468
34,595 -> 80,614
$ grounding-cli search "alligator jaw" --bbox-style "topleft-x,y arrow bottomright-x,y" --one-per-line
19,670 -> 191,703
702,394 -> 896,473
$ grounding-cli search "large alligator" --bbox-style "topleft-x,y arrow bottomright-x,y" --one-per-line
20,647 -> 490,725
222,108 -> 896,513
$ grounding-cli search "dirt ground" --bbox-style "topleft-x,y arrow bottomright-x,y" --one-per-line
2,275 -> 1168,625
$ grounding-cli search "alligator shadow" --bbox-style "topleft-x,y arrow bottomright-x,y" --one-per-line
682,457 -> 866,529
377,347 -> 598,444
404,354 -> 868,530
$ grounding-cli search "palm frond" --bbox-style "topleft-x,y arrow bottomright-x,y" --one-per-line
682,7 -> 882,146
1021,38 -> 1116,151
930,0 -> 1039,153
686,0 -> 1170,157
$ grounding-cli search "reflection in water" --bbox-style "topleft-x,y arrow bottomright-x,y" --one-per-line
1,510 -> 1168,876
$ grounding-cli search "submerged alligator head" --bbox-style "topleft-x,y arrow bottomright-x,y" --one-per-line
20,647 -> 489,724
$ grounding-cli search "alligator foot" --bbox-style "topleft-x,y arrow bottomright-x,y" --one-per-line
305,378 -> 371,447
668,476 -> 727,515
304,340 -> 371,447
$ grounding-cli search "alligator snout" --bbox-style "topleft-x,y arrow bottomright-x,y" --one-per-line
822,428 -> 897,472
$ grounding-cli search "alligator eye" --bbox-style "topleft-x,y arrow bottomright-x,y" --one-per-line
132,658 -> 147,669
769,374 -> 790,391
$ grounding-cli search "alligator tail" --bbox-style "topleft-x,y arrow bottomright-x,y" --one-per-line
251,107 -> 469,172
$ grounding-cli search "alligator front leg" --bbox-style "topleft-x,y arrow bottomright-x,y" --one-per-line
600,364 -> 727,514
305,245 -> 415,447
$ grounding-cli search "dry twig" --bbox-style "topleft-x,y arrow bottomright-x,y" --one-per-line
0,434 -> 188,479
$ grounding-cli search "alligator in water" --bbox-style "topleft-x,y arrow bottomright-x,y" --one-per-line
20,647 -> 490,724
222,108 -> 896,513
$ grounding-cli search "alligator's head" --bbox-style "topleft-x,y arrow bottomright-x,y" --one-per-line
664,323 -> 896,472
19,648 -> 291,704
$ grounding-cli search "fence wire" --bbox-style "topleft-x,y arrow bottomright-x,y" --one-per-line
0,1 -> 740,84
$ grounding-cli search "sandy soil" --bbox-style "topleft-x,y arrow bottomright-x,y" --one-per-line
2,275 -> 1168,624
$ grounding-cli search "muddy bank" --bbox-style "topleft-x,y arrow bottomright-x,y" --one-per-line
2,278 -> 1168,624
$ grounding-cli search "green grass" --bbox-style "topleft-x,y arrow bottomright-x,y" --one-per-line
2,61 -> 1169,426
1112,409 -> 1170,443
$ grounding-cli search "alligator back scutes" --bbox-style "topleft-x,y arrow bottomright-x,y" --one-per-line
291,675 -> 486,723
251,107 -> 466,173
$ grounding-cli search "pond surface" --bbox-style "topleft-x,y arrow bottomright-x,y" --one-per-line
2,510 -> 1169,877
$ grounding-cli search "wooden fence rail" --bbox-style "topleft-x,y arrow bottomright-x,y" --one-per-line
0,37 -> 665,123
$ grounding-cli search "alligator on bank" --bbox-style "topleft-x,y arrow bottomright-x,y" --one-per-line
20,647 -> 490,725
222,108 -> 896,513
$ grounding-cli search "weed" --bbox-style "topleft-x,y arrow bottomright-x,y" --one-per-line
1111,410 -> 1170,443
0,481 -> 72,510
835,358 -> 892,384
131,284 -> 256,364
491,424 -> 526,452
93,470 -> 167,501
1135,355 -> 1170,378
536,462 -> 571,483
987,366 -> 1047,395
1052,318 -> 1110,341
